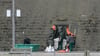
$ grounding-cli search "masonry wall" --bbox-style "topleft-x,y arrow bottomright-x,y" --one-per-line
0,0 -> 100,51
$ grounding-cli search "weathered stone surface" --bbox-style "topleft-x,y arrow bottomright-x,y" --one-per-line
0,0 -> 100,51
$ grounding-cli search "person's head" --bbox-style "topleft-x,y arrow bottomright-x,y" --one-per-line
51,24 -> 56,31
66,25 -> 69,28
68,34 -> 71,36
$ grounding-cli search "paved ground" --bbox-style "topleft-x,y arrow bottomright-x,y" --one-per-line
0,52 -> 84,56
0,51 -> 100,56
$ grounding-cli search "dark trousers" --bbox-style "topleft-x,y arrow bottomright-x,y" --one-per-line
58,38 -> 63,50
69,42 -> 74,51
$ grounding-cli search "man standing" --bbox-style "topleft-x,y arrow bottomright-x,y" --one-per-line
57,26 -> 66,50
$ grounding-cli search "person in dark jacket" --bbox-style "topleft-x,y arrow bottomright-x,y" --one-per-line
24,37 -> 31,44
47,25 -> 59,46
57,26 -> 66,50
45,25 -> 59,52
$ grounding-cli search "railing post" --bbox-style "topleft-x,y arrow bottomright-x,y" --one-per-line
84,50 -> 90,56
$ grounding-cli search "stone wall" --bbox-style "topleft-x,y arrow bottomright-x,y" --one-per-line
0,0 -> 100,51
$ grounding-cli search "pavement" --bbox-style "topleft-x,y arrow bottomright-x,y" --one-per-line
0,51 -> 100,56
0,51 -> 84,56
